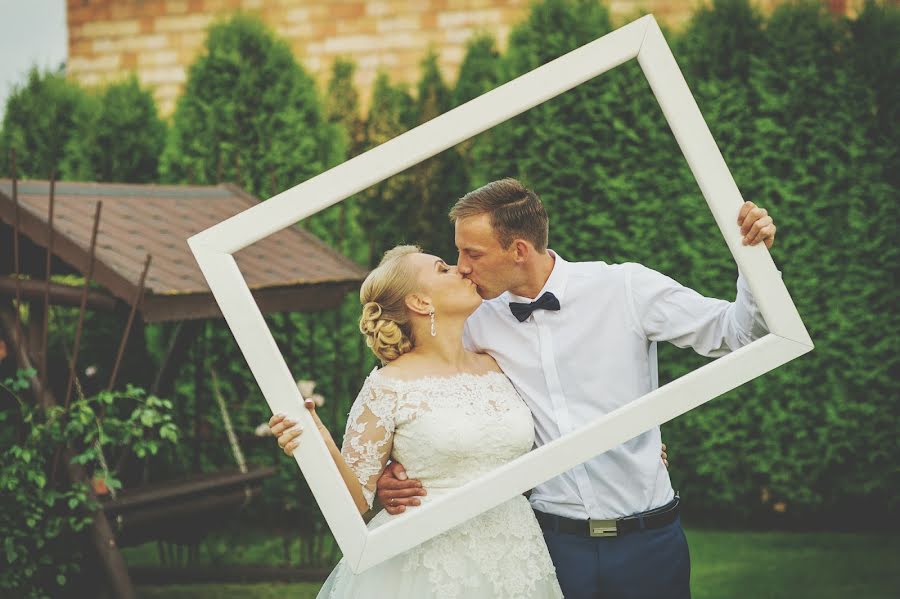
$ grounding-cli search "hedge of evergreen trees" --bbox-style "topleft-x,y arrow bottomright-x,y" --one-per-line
1,0 -> 897,529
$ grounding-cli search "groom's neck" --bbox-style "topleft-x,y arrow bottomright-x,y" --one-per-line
509,251 -> 556,300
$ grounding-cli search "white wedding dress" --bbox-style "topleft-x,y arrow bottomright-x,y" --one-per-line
317,369 -> 563,599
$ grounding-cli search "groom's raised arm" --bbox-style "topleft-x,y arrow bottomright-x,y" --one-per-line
625,263 -> 771,357
625,201 -> 778,357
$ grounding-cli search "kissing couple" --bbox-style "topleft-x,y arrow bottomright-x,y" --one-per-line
269,178 -> 777,598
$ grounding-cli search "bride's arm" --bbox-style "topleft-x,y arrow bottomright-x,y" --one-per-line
270,405 -> 371,514
271,378 -> 395,515
310,404 -> 373,514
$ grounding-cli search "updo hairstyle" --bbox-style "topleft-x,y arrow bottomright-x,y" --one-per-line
359,245 -> 421,363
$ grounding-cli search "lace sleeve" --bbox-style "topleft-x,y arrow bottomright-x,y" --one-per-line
340,375 -> 396,509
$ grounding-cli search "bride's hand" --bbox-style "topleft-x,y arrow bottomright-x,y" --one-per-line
268,399 -> 322,456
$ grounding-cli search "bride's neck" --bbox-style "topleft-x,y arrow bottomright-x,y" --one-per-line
410,317 -> 469,368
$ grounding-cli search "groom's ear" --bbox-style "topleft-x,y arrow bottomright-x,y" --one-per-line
511,239 -> 532,264
404,293 -> 432,316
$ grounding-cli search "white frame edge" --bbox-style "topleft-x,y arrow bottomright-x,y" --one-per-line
188,14 -> 812,574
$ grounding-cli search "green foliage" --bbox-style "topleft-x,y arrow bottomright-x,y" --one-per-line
159,14 -> 342,196
451,33 -> 503,174
0,372 -> 178,598
0,69 -> 165,184
357,72 -> 418,265
409,51 -> 470,260
451,33 -> 502,109
325,58 -> 366,159
663,0 -> 898,521
63,76 -> 167,183
848,0 -> 900,188
676,0 -> 766,83
0,67 -> 96,179
310,58 -> 368,264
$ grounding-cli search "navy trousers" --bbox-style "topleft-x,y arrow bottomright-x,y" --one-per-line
541,514 -> 691,599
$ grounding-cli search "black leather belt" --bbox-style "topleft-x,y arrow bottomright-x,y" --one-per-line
535,495 -> 681,538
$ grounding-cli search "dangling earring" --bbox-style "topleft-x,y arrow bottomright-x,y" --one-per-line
429,307 -> 436,337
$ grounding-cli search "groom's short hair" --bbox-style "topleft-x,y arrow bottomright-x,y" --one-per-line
449,178 -> 549,252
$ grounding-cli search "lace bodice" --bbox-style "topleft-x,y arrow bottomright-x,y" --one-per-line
327,369 -> 562,598
341,369 -> 536,509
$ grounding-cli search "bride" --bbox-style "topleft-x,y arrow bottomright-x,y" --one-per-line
269,244 -> 564,598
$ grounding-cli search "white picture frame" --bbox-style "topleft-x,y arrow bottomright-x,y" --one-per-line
188,14 -> 813,573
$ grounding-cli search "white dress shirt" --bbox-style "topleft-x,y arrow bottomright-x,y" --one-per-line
463,251 -> 770,520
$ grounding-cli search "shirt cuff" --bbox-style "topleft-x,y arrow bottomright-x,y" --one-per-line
735,268 -> 781,338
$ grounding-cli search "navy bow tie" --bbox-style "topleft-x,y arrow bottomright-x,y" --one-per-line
509,291 -> 561,322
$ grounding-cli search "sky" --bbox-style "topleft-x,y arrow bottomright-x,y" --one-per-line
0,1 -> 68,120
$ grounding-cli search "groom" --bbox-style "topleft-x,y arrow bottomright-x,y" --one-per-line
376,178 -> 777,598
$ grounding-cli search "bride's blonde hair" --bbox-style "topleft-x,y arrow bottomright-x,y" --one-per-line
359,245 -> 421,363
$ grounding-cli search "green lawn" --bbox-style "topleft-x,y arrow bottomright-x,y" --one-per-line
138,584 -> 320,599
134,528 -> 900,598
687,529 -> 899,599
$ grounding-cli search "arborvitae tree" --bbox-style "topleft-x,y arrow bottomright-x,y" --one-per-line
318,57 -> 368,264
470,0 -> 614,185
0,67 -> 95,179
848,0 -> 900,189
155,16 -> 354,535
409,51 -> 470,261
452,33 -> 504,163
740,0 -> 895,519
326,57 -> 366,159
358,72 -> 418,266
676,0 -> 766,83
660,0 -> 898,523
63,76 -> 166,183
159,14 -> 342,196
451,33 -> 502,108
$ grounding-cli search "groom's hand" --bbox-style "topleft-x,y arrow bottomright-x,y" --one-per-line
376,462 -> 426,515
738,201 -> 777,249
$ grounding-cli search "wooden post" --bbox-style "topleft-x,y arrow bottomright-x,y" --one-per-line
150,320 -> 203,399
10,149 -> 22,350
331,308 -> 342,429
64,201 -> 102,411
107,254 -> 152,392
192,321 -> 209,473
40,174 -> 56,390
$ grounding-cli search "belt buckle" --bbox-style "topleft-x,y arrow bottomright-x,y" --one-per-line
589,519 -> 617,537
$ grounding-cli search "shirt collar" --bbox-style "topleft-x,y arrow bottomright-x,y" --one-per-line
505,249 -> 569,305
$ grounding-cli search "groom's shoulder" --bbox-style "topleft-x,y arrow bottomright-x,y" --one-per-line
567,258 -> 638,284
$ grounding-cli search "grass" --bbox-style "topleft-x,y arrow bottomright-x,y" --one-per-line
688,528 -> 900,599
138,583 -> 320,599
132,528 -> 900,598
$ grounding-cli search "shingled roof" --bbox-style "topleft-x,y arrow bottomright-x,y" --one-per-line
0,180 -> 367,322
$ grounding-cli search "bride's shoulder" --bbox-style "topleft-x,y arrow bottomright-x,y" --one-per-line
370,352 -> 500,381
371,354 -> 428,382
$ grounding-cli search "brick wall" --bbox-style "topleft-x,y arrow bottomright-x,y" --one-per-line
66,0 -> 858,117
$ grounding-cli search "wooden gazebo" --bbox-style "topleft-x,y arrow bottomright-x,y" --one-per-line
0,178 -> 367,598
